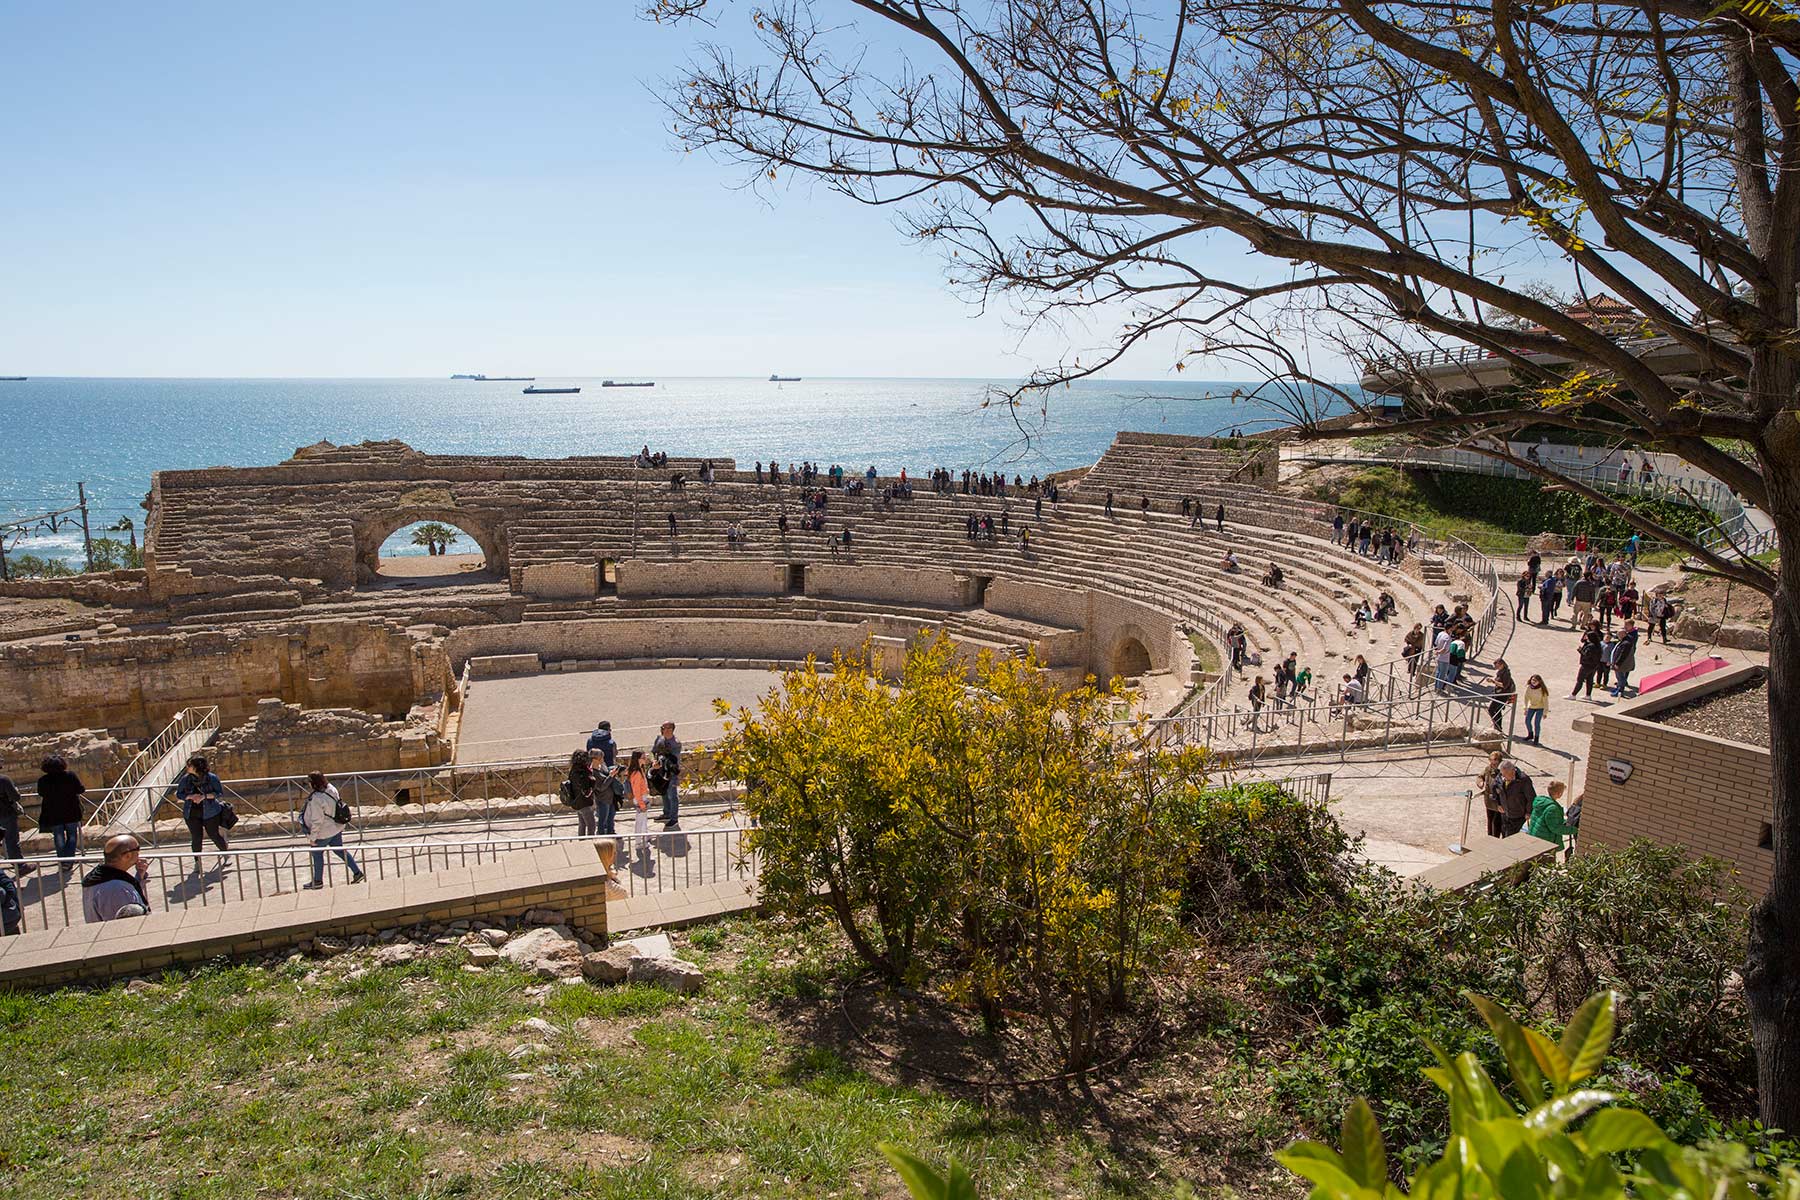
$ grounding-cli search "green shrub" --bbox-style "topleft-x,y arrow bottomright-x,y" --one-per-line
1158,782 -> 1356,929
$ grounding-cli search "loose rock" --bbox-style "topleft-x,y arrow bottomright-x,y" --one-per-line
626,955 -> 705,995
582,945 -> 640,985
499,926 -> 584,980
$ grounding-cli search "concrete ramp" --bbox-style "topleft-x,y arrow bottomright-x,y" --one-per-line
95,707 -> 220,833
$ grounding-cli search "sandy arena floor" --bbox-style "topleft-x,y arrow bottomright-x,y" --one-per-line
454,666 -> 786,763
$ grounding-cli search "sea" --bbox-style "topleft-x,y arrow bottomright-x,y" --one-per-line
2,375 -> 1312,564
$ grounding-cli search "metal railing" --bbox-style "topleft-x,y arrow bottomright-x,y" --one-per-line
1137,680 -> 1508,766
92,707 -> 219,829
3,827 -> 755,936
1288,441 -> 1739,517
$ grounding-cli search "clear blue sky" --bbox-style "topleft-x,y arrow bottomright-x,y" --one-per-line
0,2 -> 1251,380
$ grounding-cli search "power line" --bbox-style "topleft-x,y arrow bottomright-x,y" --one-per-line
0,485 -> 94,580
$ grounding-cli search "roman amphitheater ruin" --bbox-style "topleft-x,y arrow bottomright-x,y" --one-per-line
0,431 -> 1621,981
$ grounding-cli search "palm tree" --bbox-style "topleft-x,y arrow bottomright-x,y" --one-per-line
409,522 -> 460,556
109,517 -> 135,549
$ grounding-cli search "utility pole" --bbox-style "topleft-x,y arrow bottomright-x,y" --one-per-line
77,481 -> 94,571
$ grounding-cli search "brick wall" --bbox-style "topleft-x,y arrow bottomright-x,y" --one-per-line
1577,664 -> 1773,897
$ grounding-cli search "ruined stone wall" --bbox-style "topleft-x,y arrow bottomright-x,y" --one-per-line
0,729 -> 135,789
446,617 -> 875,671
0,570 -> 150,606
0,619 -> 448,740
521,562 -> 600,600
208,698 -> 450,780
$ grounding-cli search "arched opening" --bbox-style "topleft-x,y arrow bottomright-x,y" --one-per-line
1112,636 -> 1153,678
354,510 -> 505,588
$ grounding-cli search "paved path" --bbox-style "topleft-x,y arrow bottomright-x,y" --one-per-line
1323,563 -> 1768,874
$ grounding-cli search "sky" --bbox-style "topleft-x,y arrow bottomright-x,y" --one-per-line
0,2 -> 1261,381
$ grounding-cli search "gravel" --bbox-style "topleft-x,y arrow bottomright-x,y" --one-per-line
1653,679 -> 1770,748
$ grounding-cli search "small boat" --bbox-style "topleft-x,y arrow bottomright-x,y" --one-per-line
0,376 -> 26,382
523,386 -> 580,395
452,374 -> 535,381
769,373 -> 801,382
601,380 -> 655,388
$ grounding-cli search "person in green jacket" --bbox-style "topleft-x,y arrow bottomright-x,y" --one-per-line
1527,780 -> 1570,850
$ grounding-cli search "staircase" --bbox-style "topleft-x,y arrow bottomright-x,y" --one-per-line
92,707 -> 221,833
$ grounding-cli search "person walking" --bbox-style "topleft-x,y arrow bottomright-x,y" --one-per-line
1402,623 -> 1425,681
1522,674 -> 1549,743
1515,570 -> 1533,621
1571,573 -> 1596,628
300,772 -> 364,889
1215,503 -> 1225,533
1609,620 -> 1640,696
1488,658 -> 1516,733
1497,760 -> 1535,837
1477,751 -> 1506,838
652,722 -> 683,830
174,755 -> 230,873
34,756 -> 87,876
1248,676 -> 1268,729
1647,591 -> 1674,644
562,750 -> 600,838
1432,628 -> 1455,694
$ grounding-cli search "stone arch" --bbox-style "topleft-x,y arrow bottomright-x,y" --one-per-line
352,507 -> 508,584
1109,627 -> 1155,678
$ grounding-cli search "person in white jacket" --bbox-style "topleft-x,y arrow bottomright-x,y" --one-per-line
300,771 -> 365,889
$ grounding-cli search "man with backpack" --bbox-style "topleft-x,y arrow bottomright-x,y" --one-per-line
652,722 -> 683,830
584,720 -> 618,769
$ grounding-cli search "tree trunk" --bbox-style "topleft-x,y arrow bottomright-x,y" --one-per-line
1746,490 -> 1800,1130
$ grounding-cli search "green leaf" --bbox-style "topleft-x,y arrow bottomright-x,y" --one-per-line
1466,993 -> 1546,1105
1499,1144 -> 1550,1200
879,1144 -> 977,1200
1559,992 -> 1617,1083
1454,1052 -> 1513,1122
1525,1090 -> 1618,1133
1278,1141 -> 1362,1200
1581,1108 -> 1671,1154
1342,1100 -> 1389,1189
1575,1153 -> 1624,1200
1523,1028 -> 1572,1092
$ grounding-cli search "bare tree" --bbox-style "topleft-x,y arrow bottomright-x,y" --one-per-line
652,0 -> 1800,1123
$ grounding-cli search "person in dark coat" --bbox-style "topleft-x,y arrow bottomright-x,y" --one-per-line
1497,760 -> 1535,837
34,756 -> 86,876
584,720 -> 618,769
1571,627 -> 1604,699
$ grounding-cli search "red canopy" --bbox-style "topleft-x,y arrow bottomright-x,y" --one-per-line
1637,655 -> 1730,696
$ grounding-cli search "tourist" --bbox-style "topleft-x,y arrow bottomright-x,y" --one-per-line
622,749 -> 651,859
563,750 -> 601,838
667,511 -> 678,536
1104,490 -> 1114,515
1354,654 -> 1371,694
1432,628 -> 1455,693
1514,570 -> 1533,621
1261,563 -> 1284,589
1522,674 -> 1549,743
1019,527 -> 1032,553
1571,572 -> 1596,628
1294,664 -> 1313,701
652,722 -> 683,830
1488,658 -> 1515,732
1608,619 -> 1640,696
1618,582 -> 1639,622
1339,673 -> 1365,707
300,771 -> 365,889
585,719 -> 618,769
1528,780 -> 1570,850
1538,570 -> 1558,625
1497,760 -> 1534,837
1595,630 -> 1617,692
1358,523 -> 1373,556
1331,513 -> 1344,544
35,756 -> 86,876
1447,633 -> 1468,689
1596,582 -> 1616,630
0,764 -> 25,875
81,834 -> 150,923
1274,653 -> 1297,708
754,461 -> 763,484
777,511 -> 789,534
1215,503 -> 1225,532
1225,623 -> 1247,671
1222,550 -> 1242,573
1402,623 -> 1425,679
1647,591 -> 1675,643
1139,494 -> 1150,515
1248,676 -> 1267,729
175,754 -> 230,871
1624,531 -> 1641,567
0,867 -> 17,936
1527,551 -> 1542,582
1477,751 -> 1506,838
1571,627 -> 1603,698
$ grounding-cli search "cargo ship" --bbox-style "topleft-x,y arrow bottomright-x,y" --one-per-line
769,374 -> 801,382
523,385 -> 580,395
601,380 -> 654,388
452,374 -> 535,381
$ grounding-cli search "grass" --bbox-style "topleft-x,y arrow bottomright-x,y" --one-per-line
1188,630 -> 1223,676
0,917 -> 1292,1199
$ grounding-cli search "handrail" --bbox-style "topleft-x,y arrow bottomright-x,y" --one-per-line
91,706 -> 219,828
